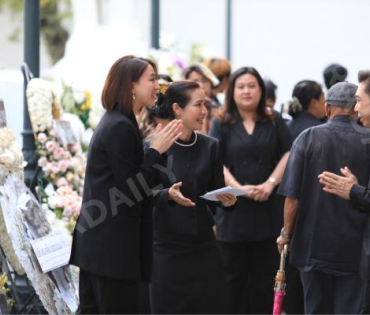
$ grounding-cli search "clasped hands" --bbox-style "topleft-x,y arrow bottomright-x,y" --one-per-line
240,181 -> 275,202
168,182 -> 237,207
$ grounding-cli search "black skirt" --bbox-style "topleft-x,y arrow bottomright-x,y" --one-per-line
150,233 -> 227,314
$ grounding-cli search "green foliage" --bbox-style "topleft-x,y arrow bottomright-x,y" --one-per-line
0,0 -> 72,64
188,42 -> 205,65
0,0 -> 23,12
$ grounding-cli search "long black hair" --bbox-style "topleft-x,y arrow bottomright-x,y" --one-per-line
220,67 -> 272,125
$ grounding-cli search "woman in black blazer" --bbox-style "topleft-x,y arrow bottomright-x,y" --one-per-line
69,56 -> 182,314
209,67 -> 292,314
146,81 -> 236,314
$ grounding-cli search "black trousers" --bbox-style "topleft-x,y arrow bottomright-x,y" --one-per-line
284,258 -> 304,314
362,281 -> 370,314
78,269 -> 139,314
300,269 -> 364,314
217,238 -> 279,314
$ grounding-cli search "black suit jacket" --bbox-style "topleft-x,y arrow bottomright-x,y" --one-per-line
69,108 -> 163,281
350,184 -> 370,280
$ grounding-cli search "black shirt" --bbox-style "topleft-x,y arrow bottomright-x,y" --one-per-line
278,116 -> 370,275
209,111 -> 292,241
288,112 -> 324,140
148,132 -> 230,244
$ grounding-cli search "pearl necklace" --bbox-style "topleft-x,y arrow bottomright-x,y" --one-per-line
175,132 -> 198,147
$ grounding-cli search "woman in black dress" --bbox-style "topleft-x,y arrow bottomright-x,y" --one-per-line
148,81 -> 236,314
209,67 -> 292,314
288,80 -> 326,140
70,56 -> 182,314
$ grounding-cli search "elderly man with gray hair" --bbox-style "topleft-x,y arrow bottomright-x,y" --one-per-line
277,81 -> 370,314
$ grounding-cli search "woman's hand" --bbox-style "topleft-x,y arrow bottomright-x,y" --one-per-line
249,181 -> 274,202
318,167 -> 358,201
216,193 -> 237,207
239,185 -> 257,199
150,120 -> 183,154
168,182 -> 195,207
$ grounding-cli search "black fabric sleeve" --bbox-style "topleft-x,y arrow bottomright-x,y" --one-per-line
105,121 -> 163,200
277,134 -> 305,199
350,184 -> 370,212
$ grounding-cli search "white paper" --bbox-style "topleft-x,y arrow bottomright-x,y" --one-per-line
200,186 -> 247,201
30,232 -> 71,273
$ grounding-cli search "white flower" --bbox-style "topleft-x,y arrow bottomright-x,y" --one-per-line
0,151 -> 15,169
38,157 -> 47,167
0,128 -> 16,150
26,78 -> 54,133
73,90 -> 85,104
52,165 -> 60,174
58,160 -> 69,173
45,141 -> 56,152
56,177 -> 68,188
37,133 -> 47,144
44,183 -> 55,197
47,195 -> 62,209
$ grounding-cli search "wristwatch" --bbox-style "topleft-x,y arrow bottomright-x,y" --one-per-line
268,177 -> 276,185
280,227 -> 292,240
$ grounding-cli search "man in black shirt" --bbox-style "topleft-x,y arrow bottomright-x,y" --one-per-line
277,81 -> 370,314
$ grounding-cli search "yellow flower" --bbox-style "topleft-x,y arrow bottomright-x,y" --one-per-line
0,273 -> 7,294
159,83 -> 170,95
40,0 -> 51,8
82,90 -> 92,111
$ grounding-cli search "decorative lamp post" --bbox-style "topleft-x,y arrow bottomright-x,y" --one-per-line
22,0 -> 40,189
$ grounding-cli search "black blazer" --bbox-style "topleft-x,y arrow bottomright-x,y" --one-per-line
69,108 -> 163,281
350,184 -> 370,280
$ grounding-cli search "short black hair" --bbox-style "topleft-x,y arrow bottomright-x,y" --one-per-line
158,74 -> 173,83
358,70 -> 370,97
323,64 -> 348,89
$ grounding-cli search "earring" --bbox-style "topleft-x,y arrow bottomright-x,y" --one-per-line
132,94 -> 136,100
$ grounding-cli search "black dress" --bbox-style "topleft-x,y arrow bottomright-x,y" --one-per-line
209,111 -> 292,314
148,132 -> 231,314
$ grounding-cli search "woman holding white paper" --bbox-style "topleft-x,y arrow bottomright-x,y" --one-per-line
209,67 -> 292,314
146,81 -> 236,314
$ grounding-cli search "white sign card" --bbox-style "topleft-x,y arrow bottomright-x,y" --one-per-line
52,119 -> 77,145
200,186 -> 248,201
30,231 -> 71,273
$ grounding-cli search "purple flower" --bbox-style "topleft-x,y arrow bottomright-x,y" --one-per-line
173,57 -> 186,69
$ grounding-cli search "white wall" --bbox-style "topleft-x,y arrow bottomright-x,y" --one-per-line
161,0 -> 226,56
1,0 -> 370,142
232,0 -> 370,106
160,0 -> 370,106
